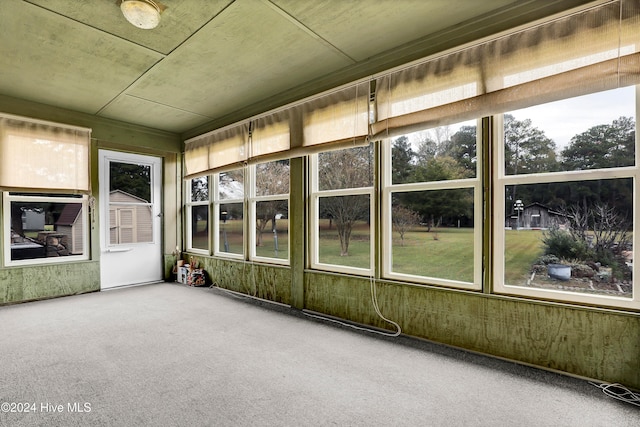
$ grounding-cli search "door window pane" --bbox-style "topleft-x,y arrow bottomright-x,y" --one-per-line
110,162 -> 152,202
108,161 -> 154,245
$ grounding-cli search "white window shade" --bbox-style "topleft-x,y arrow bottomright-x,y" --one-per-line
250,111 -> 290,160
372,0 -> 640,139
301,82 -> 370,151
184,123 -> 249,178
0,114 -> 90,192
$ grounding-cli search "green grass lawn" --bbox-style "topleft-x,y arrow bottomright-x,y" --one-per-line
504,229 -> 545,285
392,227 -> 475,282
318,220 -> 370,269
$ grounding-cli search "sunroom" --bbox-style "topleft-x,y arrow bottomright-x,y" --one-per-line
1,0 -> 639,395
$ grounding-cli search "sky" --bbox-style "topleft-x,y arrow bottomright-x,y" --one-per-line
407,86 -> 636,152
509,86 -> 636,150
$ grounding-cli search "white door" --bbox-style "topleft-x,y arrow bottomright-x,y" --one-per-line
99,150 -> 162,289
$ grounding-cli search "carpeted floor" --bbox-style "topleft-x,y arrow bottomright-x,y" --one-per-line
0,282 -> 637,426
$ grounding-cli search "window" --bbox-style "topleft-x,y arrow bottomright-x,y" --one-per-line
250,160 -> 289,263
214,169 -> 245,258
4,193 -> 89,265
186,176 -> 209,253
311,143 -> 374,274
494,86 -> 638,308
382,120 -> 483,289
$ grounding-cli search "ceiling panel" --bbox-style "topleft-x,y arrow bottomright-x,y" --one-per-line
122,0 -> 354,126
272,0 -> 519,61
24,0 -> 234,55
99,94 -> 211,133
0,0 -> 163,114
1,0 -> 595,137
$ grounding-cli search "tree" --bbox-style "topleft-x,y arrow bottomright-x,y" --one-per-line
448,125 -> 477,173
255,162 -> 289,247
392,205 -> 421,245
391,136 -> 415,183
561,116 -> 635,171
110,162 -> 151,202
503,114 -> 558,207
318,145 -> 373,256
406,156 -> 473,230
504,114 -> 558,176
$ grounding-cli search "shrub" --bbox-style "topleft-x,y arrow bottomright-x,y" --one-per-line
541,228 -> 591,261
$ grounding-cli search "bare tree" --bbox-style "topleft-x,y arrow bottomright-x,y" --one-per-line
255,161 -> 289,247
392,205 -> 421,246
318,145 -> 373,256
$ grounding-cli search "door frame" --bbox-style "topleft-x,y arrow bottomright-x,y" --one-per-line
98,149 -> 163,290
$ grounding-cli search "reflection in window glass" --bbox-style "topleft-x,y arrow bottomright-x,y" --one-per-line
318,195 -> 370,269
110,162 -> 152,202
503,179 -> 633,298
256,160 -> 289,196
191,176 -> 209,202
219,170 -> 244,200
255,200 -> 288,260
219,202 -> 243,255
190,205 -> 209,251
391,189 -> 474,283
505,87 -> 635,175
8,196 -> 86,261
108,184 -> 153,245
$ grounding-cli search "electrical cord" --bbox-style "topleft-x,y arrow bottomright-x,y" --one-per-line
590,381 -> 640,407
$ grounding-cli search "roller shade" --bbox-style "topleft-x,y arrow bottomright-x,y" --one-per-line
184,123 -> 249,178
372,0 -> 640,139
249,110 -> 290,162
0,114 -> 90,192
300,82 -> 370,150
184,81 -> 370,174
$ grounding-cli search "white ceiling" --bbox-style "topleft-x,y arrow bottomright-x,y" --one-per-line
0,0 -> 593,138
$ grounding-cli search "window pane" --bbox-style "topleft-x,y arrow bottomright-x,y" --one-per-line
219,170 -> 244,200
256,160 -> 289,197
219,202 -> 243,255
190,205 -> 209,251
109,203 -> 153,244
504,179 -> 633,298
392,122 -> 477,185
255,200 -> 288,260
391,189 -> 474,282
318,195 -> 370,268
110,162 -> 151,202
505,87 -> 635,175
318,144 -> 373,191
10,200 -> 85,260
190,177 -> 209,202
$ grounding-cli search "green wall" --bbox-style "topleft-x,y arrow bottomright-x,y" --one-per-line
0,96 -> 181,305
0,261 -> 100,304
196,259 -> 639,389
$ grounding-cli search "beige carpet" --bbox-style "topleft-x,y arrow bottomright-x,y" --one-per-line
0,282 -> 637,426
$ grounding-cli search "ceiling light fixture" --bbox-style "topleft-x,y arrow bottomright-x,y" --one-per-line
120,0 -> 166,30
